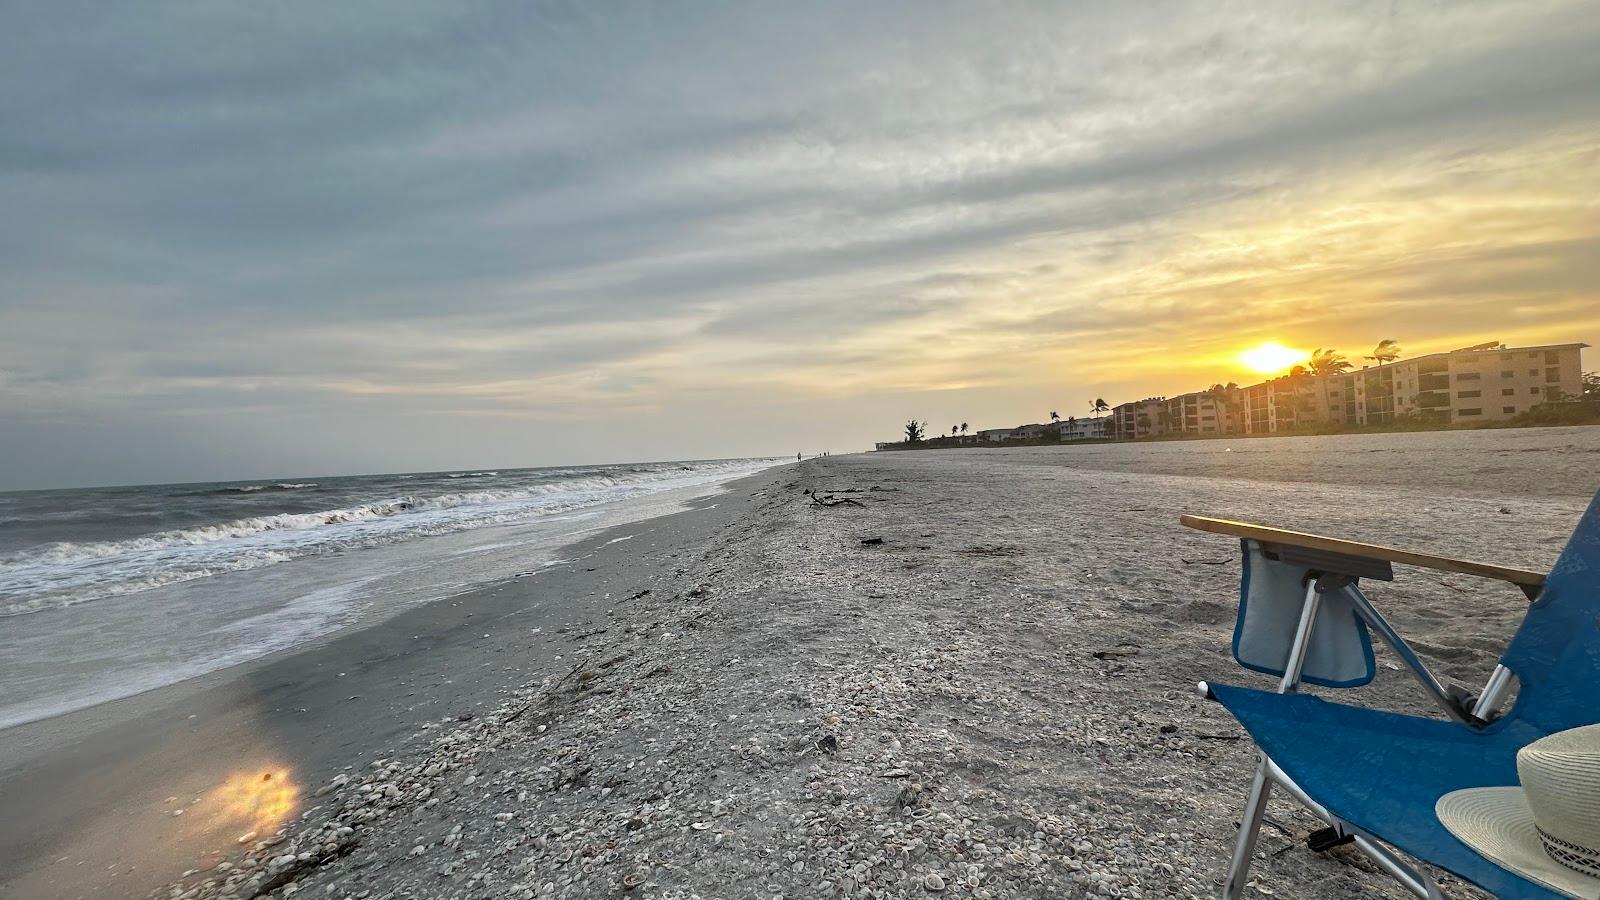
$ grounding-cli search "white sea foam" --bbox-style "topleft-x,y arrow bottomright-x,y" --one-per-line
0,459 -> 778,617
0,578 -> 371,730
215,482 -> 319,493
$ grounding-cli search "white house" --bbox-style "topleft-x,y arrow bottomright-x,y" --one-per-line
1058,417 -> 1110,441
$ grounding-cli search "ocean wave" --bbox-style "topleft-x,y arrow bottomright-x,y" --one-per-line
213,482 -> 319,494
0,547 -> 301,618
0,458 -> 780,617
446,471 -> 499,479
13,480 -> 626,564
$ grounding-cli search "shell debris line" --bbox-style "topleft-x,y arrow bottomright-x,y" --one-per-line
149,446 -> 1590,900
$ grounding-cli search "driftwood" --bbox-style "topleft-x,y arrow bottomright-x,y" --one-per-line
1091,648 -> 1140,660
503,661 -> 587,724
811,493 -> 864,508
804,487 -> 866,508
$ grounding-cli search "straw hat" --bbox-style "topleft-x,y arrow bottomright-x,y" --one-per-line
1437,724 -> 1600,900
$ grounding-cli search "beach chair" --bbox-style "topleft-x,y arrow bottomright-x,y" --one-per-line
1181,489 -> 1600,899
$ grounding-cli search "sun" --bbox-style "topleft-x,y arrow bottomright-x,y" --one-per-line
1237,341 -> 1305,375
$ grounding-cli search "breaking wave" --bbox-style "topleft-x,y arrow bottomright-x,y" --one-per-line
0,459 -> 778,617
211,482 -> 319,494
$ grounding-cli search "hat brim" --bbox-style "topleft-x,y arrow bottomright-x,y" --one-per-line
1437,787 -> 1600,900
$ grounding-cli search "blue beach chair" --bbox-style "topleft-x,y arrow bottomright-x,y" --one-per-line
1181,489 -> 1600,899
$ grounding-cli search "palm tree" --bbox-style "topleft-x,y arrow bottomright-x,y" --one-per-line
1367,339 -> 1402,366
903,420 -> 925,443
960,422 -> 969,435
1091,398 -> 1110,417
1306,348 -> 1351,377
951,425 -> 959,437
1206,382 -> 1239,432
1049,410 -> 1060,423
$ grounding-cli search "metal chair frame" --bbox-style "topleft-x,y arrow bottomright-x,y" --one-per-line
1200,545 -> 1527,900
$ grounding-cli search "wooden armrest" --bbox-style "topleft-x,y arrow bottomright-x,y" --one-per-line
1179,514 -> 1546,598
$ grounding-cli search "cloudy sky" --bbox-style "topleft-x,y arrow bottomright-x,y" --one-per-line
3,1 -> 1598,489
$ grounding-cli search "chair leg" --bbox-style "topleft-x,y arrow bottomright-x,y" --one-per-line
1223,755 -> 1274,900
1263,756 -> 1449,899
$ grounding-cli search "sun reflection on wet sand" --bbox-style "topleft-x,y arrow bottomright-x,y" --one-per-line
210,766 -> 299,835
2,755 -> 306,899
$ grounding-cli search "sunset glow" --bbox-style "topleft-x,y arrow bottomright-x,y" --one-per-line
1,3 -> 1597,487
1237,342 -> 1305,375
212,767 -> 298,833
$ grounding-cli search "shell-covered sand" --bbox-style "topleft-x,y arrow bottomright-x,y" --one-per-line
158,428 -> 1600,900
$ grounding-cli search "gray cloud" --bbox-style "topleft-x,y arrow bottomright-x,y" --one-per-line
3,0 -> 1599,488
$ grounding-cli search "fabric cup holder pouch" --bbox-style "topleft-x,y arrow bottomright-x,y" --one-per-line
1232,539 -> 1377,689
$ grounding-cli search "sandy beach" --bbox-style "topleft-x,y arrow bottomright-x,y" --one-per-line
0,483 -> 770,899
9,5 -> 1599,898
10,427 -> 1600,900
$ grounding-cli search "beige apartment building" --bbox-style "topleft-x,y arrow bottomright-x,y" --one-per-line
1240,376 -> 1318,434
1239,341 -> 1587,434
1158,391 -> 1232,435
880,340 -> 1584,450
1115,390 -> 1237,438
1109,398 -> 1165,440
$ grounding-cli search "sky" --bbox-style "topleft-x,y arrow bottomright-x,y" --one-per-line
2,1 -> 1598,490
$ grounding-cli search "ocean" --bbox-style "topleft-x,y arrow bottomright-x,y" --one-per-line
0,458 -> 781,728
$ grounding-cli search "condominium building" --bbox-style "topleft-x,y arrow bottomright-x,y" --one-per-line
978,423 -> 1053,442
1240,341 -> 1587,433
876,339 -> 1585,450
1109,398 -> 1166,440
1375,342 -> 1583,425
1059,416 -> 1111,441
1157,390 -> 1234,436
1241,376 -> 1321,434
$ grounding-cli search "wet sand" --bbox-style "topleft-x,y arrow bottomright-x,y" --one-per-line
0,478 -> 781,900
